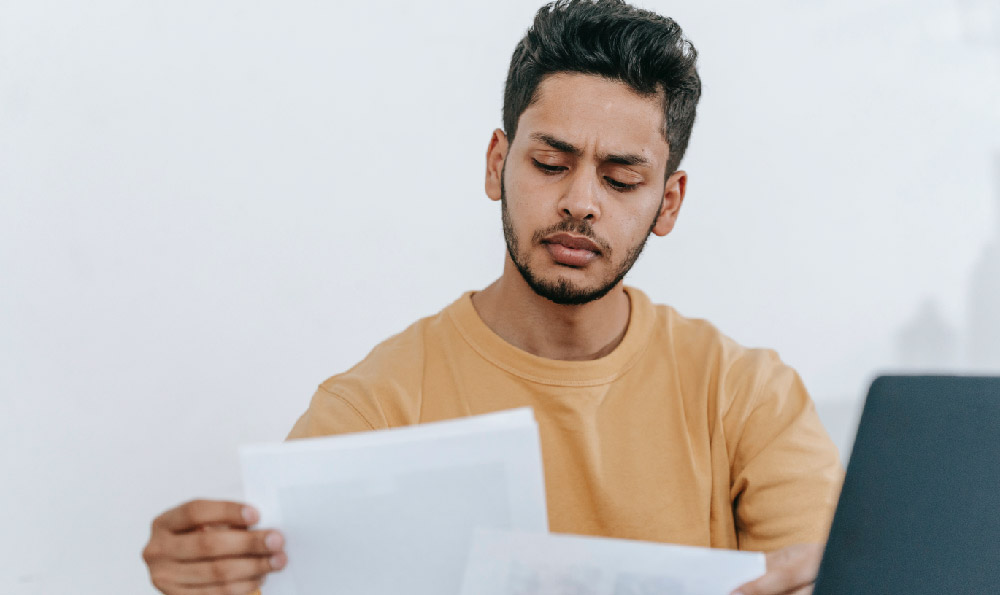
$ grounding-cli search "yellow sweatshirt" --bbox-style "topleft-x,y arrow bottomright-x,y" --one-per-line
287,286 -> 842,551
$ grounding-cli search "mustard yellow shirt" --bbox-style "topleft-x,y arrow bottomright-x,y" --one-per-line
288,287 -> 842,551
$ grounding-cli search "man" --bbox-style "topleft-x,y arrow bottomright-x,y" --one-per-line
142,1 -> 842,594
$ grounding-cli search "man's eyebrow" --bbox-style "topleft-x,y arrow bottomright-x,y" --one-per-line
603,152 -> 649,167
530,133 -> 582,156
529,132 -> 650,167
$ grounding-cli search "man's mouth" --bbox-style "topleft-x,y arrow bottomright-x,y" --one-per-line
541,233 -> 601,267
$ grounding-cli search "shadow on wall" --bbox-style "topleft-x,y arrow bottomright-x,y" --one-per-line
815,5 -> 1000,463
818,153 -> 1000,463
895,153 -> 1000,373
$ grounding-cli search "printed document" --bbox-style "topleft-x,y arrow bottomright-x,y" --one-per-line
240,408 -> 547,595
459,529 -> 765,595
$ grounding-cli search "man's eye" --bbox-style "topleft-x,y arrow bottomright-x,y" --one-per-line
532,159 -> 567,174
605,176 -> 638,191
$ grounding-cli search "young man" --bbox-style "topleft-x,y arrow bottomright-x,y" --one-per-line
142,2 -> 842,594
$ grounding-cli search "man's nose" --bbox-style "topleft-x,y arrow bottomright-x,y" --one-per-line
557,169 -> 601,221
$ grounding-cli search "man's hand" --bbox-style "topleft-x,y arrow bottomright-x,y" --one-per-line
731,543 -> 824,595
142,499 -> 287,595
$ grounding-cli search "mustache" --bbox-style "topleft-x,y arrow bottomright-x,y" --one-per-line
530,218 -> 613,257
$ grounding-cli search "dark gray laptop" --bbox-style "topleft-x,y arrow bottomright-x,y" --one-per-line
814,375 -> 1000,594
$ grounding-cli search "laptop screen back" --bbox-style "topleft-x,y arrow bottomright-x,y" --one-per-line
814,375 -> 1000,594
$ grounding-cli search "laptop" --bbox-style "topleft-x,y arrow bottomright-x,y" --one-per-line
814,375 -> 1000,594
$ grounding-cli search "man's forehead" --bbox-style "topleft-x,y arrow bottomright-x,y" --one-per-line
518,73 -> 669,164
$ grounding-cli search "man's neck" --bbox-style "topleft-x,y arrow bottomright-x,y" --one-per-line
470,258 -> 631,361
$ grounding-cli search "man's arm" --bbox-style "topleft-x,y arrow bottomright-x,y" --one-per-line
721,349 -> 844,593
724,349 -> 843,550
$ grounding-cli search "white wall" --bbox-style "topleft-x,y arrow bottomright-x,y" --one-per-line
2,0 -> 998,592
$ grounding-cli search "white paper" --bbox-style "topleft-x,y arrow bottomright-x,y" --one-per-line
240,408 -> 548,595
459,529 -> 766,595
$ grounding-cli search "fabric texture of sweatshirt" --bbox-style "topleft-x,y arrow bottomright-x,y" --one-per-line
287,286 -> 843,551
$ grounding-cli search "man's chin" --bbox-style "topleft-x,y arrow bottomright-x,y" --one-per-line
524,276 -> 618,306
508,250 -> 620,306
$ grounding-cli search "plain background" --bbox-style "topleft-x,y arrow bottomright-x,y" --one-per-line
2,0 -> 998,592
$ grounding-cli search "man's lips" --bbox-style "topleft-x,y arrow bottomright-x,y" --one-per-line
542,233 -> 601,254
541,233 -> 601,267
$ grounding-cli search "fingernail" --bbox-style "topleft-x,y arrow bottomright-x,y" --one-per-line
270,553 -> 287,570
265,532 -> 284,551
242,506 -> 259,525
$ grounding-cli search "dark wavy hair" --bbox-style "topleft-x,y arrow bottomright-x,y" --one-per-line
503,0 -> 701,175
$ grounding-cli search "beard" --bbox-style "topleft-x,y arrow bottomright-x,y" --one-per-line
500,168 -> 660,306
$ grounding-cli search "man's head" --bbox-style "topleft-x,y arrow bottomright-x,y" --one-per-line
486,0 -> 701,306
503,0 -> 700,177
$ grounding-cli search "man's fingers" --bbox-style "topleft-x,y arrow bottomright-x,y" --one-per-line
732,565 -> 814,595
732,543 -> 823,595
169,529 -> 284,561
176,578 -> 263,595
155,500 -> 259,533
144,500 -> 280,595
159,553 -> 285,586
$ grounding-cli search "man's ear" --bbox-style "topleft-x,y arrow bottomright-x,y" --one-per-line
651,170 -> 687,237
485,128 -> 508,202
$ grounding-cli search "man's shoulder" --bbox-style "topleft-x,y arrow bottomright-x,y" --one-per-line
639,289 -> 795,398
322,297 -> 459,381
314,293 -> 470,424
642,293 -> 760,366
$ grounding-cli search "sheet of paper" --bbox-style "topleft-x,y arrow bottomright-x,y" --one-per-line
459,529 -> 766,595
240,408 -> 548,595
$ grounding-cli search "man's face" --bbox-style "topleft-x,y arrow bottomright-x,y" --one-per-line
489,73 -> 684,305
